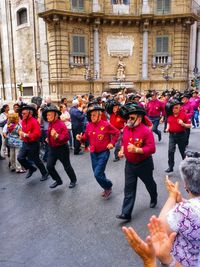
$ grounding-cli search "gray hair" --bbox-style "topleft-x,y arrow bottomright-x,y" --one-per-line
179,157 -> 200,195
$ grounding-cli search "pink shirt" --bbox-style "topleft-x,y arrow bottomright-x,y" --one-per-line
122,123 -> 156,164
81,120 -> 119,153
48,119 -> 69,147
146,99 -> 164,117
181,102 -> 193,119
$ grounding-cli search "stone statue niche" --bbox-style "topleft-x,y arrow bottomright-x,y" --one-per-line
116,56 -> 126,81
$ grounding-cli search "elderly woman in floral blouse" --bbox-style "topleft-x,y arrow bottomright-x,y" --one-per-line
159,156 -> 200,267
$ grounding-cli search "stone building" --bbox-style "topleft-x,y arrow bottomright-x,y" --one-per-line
38,0 -> 200,100
0,0 -> 49,102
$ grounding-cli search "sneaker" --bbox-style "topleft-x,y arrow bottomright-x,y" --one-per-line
103,188 -> 112,199
0,156 -> 5,160
113,157 -> 120,162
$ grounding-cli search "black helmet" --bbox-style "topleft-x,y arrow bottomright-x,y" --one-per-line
42,105 -> 61,121
105,99 -> 121,114
118,103 -> 146,120
19,103 -> 38,119
180,93 -> 190,100
165,99 -> 182,116
87,104 -> 105,122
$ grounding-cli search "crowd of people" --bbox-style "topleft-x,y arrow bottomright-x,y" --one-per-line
0,87 -> 200,266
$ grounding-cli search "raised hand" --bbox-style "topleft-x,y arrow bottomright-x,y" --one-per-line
122,226 -> 156,267
147,215 -> 176,264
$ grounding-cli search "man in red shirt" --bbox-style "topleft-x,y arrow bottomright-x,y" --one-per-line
108,100 -> 126,162
43,105 -> 77,189
17,104 -> 49,181
146,90 -> 164,141
116,104 -> 157,221
76,104 -> 119,199
165,99 -> 191,173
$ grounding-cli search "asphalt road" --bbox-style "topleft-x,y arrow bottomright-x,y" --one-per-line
0,126 -> 199,267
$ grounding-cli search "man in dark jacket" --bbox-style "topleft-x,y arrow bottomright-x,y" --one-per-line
69,99 -> 85,155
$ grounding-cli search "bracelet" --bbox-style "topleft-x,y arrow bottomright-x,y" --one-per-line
160,256 -> 176,267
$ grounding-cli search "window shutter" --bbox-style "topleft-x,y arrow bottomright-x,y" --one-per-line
162,37 -> 169,53
73,36 -> 79,53
79,37 -> 85,53
156,37 -> 162,53
164,0 -> 170,13
157,0 -> 163,13
78,0 -> 84,9
72,0 -> 77,9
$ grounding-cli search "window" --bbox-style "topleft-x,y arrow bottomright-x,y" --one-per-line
70,35 -> 88,66
71,0 -> 84,11
156,36 -> 168,54
153,36 -> 170,65
22,86 -> 33,96
112,0 -> 130,4
156,0 -> 170,14
17,8 -> 27,26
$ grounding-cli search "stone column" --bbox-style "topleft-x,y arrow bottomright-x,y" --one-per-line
142,29 -> 148,79
189,22 -> 197,77
196,23 -> 200,72
142,0 -> 150,14
93,27 -> 100,79
92,0 -> 100,12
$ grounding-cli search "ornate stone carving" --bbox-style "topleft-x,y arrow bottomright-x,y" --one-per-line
116,56 -> 126,81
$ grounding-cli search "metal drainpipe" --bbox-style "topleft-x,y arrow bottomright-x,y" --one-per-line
0,16 -> 6,100
9,0 -> 17,100
32,0 -> 40,96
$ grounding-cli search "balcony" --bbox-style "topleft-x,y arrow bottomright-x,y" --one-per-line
38,0 -> 200,19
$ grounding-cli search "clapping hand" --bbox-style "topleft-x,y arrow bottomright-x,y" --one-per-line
122,226 -> 156,267
165,176 -> 182,202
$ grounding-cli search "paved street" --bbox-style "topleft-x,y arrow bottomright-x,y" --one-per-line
0,127 -> 199,267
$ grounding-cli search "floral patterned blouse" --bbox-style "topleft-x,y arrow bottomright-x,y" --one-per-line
167,197 -> 200,267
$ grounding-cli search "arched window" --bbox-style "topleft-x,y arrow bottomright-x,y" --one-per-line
17,8 -> 27,26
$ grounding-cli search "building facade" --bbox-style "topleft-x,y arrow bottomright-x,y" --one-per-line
38,0 -> 200,100
0,0 -> 49,102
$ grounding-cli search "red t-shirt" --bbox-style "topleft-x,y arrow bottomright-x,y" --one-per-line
110,113 -> 126,130
167,111 -> 190,133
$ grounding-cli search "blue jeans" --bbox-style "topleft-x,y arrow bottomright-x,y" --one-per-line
90,150 -> 112,190
149,116 -> 161,139
192,110 -> 199,127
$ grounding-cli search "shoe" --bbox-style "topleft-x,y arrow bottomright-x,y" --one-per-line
0,156 -> 5,160
26,167 -> 37,179
68,181 -> 77,188
103,188 -> 112,199
150,199 -> 157,208
116,214 -> 131,221
40,173 -> 49,181
113,157 -> 120,162
165,167 -> 173,173
49,181 -> 63,188
10,168 -> 16,172
16,170 -> 26,173
158,132 -> 162,142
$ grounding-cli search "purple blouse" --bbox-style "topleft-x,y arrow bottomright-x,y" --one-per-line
167,197 -> 200,267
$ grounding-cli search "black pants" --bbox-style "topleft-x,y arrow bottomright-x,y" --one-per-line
122,157 -> 157,216
17,142 -> 47,175
47,144 -> 77,183
72,126 -> 83,154
168,132 -> 187,169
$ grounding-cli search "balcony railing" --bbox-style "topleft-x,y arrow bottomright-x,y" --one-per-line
38,0 -> 200,17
